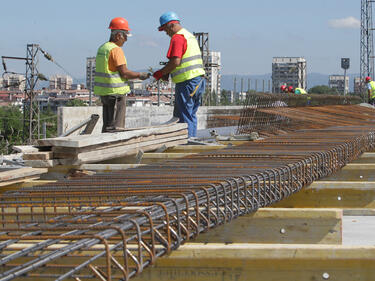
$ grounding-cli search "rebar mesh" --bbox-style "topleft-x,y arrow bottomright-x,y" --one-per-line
0,104 -> 375,280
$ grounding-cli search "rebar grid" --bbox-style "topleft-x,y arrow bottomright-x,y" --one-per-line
1,105 -> 375,280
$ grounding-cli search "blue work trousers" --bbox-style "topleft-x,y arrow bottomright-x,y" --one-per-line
174,76 -> 206,137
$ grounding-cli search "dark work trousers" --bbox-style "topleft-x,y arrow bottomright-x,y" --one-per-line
100,95 -> 127,132
174,76 -> 206,137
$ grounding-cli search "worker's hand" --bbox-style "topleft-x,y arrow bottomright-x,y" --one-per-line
161,73 -> 169,81
139,72 -> 151,80
153,70 -> 163,81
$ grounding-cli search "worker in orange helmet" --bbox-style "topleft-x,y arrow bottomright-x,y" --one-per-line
366,76 -> 375,105
94,17 -> 150,133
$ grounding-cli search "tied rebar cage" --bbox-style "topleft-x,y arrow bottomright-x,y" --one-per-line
1,105 -> 375,280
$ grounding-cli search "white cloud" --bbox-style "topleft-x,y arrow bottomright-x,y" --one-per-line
328,16 -> 360,29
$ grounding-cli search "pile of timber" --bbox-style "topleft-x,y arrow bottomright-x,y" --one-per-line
23,123 -> 188,167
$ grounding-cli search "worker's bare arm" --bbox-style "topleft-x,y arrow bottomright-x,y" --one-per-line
117,64 -> 141,79
161,57 -> 181,75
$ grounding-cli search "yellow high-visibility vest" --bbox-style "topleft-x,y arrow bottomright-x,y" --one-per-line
295,88 -> 307,95
94,42 -> 130,96
170,28 -> 205,84
369,81 -> 375,99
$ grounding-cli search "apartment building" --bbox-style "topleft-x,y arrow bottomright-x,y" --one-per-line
49,75 -> 73,90
86,57 -> 96,92
329,75 -> 349,94
1,74 -> 26,91
272,57 -> 306,93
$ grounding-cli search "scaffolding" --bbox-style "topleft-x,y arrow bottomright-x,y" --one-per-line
24,44 -> 41,143
360,0 -> 374,99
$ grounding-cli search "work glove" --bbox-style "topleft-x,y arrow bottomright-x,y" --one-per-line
139,72 -> 151,80
153,70 -> 163,81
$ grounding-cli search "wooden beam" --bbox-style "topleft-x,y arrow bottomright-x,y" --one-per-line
133,244 -> 375,281
0,167 -> 47,183
273,181 -> 375,208
194,208 -> 342,244
79,163 -> 146,171
142,152 -> 196,159
166,145 -> 226,153
23,151 -> 53,160
38,123 -> 187,148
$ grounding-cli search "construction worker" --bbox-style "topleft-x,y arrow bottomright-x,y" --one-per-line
94,17 -> 150,133
287,86 -> 294,94
280,85 -> 287,93
153,11 -> 206,138
366,76 -> 375,105
294,87 -> 307,94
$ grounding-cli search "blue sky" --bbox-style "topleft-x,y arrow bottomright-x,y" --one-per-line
0,0 -> 360,79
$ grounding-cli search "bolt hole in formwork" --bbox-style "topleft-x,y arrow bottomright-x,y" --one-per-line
322,272 -> 330,279
280,228 -> 286,234
337,196 -> 342,201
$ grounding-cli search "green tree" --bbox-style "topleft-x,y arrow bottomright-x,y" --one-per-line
309,85 -> 338,95
66,99 -> 87,107
0,106 -> 23,154
219,89 -> 231,105
39,106 -> 58,138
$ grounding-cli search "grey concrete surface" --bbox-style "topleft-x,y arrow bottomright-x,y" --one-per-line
58,106 -> 243,136
343,215 -> 375,245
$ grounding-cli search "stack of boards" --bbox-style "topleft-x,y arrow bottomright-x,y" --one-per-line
22,122 -> 188,167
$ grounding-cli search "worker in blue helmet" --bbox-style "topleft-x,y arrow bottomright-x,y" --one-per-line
153,11 -> 206,138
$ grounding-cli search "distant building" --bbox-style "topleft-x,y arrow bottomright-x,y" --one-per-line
49,75 -> 73,90
206,51 -> 221,100
329,75 -> 349,94
1,74 -> 26,91
354,77 -> 361,94
129,79 -> 143,91
272,57 -> 306,93
86,57 -> 96,92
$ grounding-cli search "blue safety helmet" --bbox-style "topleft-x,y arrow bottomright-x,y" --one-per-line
158,11 -> 180,31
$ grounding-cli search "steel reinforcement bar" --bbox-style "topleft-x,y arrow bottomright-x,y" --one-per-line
0,125 -> 375,280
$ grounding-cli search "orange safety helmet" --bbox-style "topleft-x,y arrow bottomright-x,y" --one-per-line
109,17 -> 131,31
280,85 -> 287,91
288,86 -> 294,92
366,76 -> 372,82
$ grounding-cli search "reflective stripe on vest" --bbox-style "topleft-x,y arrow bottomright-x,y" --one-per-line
170,28 -> 205,84
94,42 -> 130,96
370,81 -> 375,99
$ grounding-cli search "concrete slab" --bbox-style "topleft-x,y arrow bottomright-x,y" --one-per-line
194,208 -> 342,244
272,181 -> 375,208
133,244 -> 375,281
343,216 -> 375,246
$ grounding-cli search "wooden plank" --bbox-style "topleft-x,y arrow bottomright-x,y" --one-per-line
133,244 -> 375,281
23,151 -> 53,160
166,145 -> 226,153
24,159 -> 61,168
0,167 -> 47,182
272,181 -> 375,208
11,145 -> 39,153
52,129 -> 187,157
71,138 -> 187,164
0,179 -> 56,192
142,152 -> 196,159
38,123 -> 188,148
79,164 -> 146,171
193,208 -> 342,244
